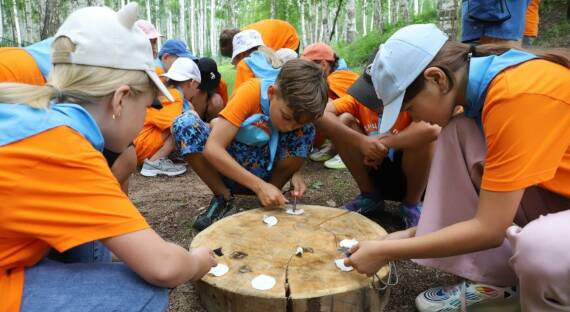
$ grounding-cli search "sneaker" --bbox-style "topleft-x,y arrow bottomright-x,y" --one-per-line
140,158 -> 187,177
193,195 -> 236,231
416,280 -> 518,312
400,202 -> 422,228
309,140 -> 336,162
324,154 -> 347,170
344,193 -> 384,218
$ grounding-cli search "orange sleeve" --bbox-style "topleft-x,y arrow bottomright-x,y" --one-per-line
145,88 -> 184,130
327,70 -> 359,99
1,127 -> 150,252
332,95 -> 359,116
0,48 -> 45,85
219,79 -> 262,127
481,65 -> 570,195
524,0 -> 541,37
216,78 -> 229,105
233,60 -> 255,92
392,112 -> 412,133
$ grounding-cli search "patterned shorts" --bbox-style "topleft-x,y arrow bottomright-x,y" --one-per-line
172,112 -> 315,190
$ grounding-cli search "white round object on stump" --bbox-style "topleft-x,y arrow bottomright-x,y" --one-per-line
191,205 -> 391,311
209,263 -> 229,277
251,274 -> 277,290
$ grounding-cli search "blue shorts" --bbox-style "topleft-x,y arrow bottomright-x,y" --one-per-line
172,112 -> 314,191
461,0 -> 530,42
22,242 -> 168,312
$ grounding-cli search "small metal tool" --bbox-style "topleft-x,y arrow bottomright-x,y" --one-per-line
292,195 -> 297,213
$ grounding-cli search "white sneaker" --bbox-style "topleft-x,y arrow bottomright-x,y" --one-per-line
324,154 -> 346,170
309,140 -> 336,162
416,280 -> 519,312
140,158 -> 187,177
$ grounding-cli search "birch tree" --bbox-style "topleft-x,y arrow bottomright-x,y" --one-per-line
145,0 -> 151,21
362,0 -> 367,35
299,0 -> 307,47
179,0 -> 186,43
24,0 -> 33,42
391,0 -> 399,25
400,0 -> 409,23
189,0 -> 196,52
321,0 -> 329,42
270,0 -> 275,19
0,0 -> 4,39
13,0 -> 21,45
209,0 -> 215,56
373,0 -> 383,31
346,0 -> 356,43
438,0 -> 459,40
228,0 -> 236,27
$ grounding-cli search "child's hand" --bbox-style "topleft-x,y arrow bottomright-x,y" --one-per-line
359,136 -> 388,162
189,246 -> 217,281
344,240 -> 388,276
256,182 -> 288,207
290,172 -> 306,198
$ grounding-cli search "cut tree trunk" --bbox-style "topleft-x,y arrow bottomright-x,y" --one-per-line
191,205 -> 391,312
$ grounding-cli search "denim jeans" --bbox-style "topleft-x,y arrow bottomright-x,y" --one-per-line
21,241 -> 168,312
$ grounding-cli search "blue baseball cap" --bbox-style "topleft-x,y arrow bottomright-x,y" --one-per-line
158,39 -> 196,60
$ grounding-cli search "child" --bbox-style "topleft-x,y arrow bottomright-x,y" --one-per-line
172,59 -> 328,231
191,57 -> 226,122
0,5 -> 215,312
315,65 -> 439,227
301,42 -> 359,163
523,0 -> 541,47
135,19 -> 162,60
230,29 -> 283,92
157,39 -> 197,73
219,19 -> 300,58
344,24 -> 570,311
136,57 -> 203,177
0,38 -> 137,194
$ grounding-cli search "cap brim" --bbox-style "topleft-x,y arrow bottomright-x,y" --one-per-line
379,92 -> 404,134
147,70 -> 174,102
347,76 -> 382,110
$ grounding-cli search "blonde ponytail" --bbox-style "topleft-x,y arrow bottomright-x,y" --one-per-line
257,46 -> 283,69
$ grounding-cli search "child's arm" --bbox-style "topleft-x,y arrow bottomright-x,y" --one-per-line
204,117 -> 288,206
103,228 -> 216,288
345,189 -> 524,275
379,121 -> 440,150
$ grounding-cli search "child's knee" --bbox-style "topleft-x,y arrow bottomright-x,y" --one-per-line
172,112 -> 210,155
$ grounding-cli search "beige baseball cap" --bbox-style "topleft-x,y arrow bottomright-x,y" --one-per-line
54,3 -> 173,101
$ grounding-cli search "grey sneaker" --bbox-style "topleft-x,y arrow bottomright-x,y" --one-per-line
140,158 -> 187,177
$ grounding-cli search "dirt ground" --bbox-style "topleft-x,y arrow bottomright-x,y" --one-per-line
130,161 -> 459,312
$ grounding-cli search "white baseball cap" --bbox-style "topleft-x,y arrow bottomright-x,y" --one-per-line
231,29 -> 265,63
275,48 -> 298,63
161,57 -> 202,83
371,24 -> 448,134
54,3 -> 173,101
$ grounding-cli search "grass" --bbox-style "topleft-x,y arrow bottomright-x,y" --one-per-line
218,63 -> 236,96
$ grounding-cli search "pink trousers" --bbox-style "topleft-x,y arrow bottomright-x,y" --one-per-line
414,116 -> 570,311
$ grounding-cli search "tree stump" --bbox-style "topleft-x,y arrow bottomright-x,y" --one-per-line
191,205 -> 391,312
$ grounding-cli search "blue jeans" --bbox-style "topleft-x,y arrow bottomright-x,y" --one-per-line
461,0 -> 530,42
21,242 -> 168,312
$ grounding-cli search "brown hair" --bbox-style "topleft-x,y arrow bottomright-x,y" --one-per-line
275,59 -> 328,122
219,28 -> 240,58
403,41 -> 570,103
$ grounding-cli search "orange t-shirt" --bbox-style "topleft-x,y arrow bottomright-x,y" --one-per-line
333,95 -> 412,135
216,78 -> 229,105
233,60 -> 256,93
243,19 -> 300,52
481,59 -> 570,197
327,70 -> 359,100
524,0 -> 541,37
0,48 -> 45,85
134,87 -> 184,163
220,78 -> 263,127
0,126 -> 149,312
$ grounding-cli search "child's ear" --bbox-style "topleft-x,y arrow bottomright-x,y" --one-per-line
268,85 -> 277,98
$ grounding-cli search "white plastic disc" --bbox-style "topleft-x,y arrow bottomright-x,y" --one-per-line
285,208 -> 304,215
335,259 -> 353,272
208,263 -> 229,277
251,274 -> 276,290
339,239 -> 358,249
263,215 -> 278,227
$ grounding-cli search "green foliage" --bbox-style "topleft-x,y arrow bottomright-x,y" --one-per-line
335,9 -> 439,68
218,63 -> 236,95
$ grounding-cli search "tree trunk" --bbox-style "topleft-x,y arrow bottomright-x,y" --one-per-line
329,0 -> 343,42
210,0 -> 215,56
24,0 -> 33,42
190,0 -> 196,52
270,0 -> 276,19
0,0 -> 4,39
400,0 -> 409,23
200,0 -> 205,55
373,0 -> 384,32
391,0 -> 399,25
299,0 -> 307,47
179,0 -> 186,44
227,0 -> 236,27
321,0 -> 329,42
362,0 -> 367,35
13,0 -> 21,46
145,0 -> 151,21
438,0 -> 459,40
313,0 -> 319,43
414,0 -> 419,15
346,0 -> 356,43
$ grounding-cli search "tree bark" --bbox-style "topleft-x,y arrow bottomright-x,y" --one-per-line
24,0 -> 33,42
329,0 -> 343,42
362,0 -> 367,35
438,0 -> 459,40
210,0 -> 215,56
270,0 -> 276,19
299,0 -> 307,47
313,0 -> 319,43
346,0 -> 356,43
179,0 -> 186,44
400,0 -> 410,23
0,0 -> 4,39
391,0 -> 399,25
413,0 -> 419,15
228,0 -> 236,27
373,0 -> 384,32
145,0 -> 151,21
321,0 -> 329,42
13,0 -> 21,46
190,0 -> 196,52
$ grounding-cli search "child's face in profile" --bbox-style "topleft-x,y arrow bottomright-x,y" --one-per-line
269,95 -> 304,133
